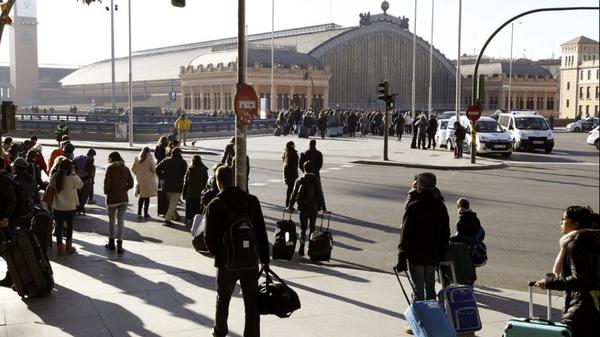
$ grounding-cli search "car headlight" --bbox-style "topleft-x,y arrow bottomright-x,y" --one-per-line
518,130 -> 528,139
479,136 -> 488,141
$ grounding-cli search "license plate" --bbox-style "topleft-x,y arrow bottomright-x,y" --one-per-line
492,145 -> 505,149
532,141 -> 544,145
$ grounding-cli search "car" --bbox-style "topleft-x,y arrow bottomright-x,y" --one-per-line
437,110 -> 465,120
447,116 -> 512,157
435,119 -> 450,148
587,126 -> 600,151
566,117 -> 599,132
497,111 -> 554,153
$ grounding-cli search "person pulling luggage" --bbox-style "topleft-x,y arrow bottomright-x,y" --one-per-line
286,160 -> 327,256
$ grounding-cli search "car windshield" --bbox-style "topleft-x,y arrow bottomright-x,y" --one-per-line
515,117 -> 549,130
475,120 -> 503,133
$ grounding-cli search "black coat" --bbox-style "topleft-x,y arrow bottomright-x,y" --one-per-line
183,165 -> 208,199
288,173 -> 326,213
299,148 -> 323,176
0,173 -> 16,220
155,155 -> 188,193
154,145 -> 167,164
398,189 -> 450,266
204,186 -> 270,268
456,209 -> 482,238
546,230 -> 600,337
283,149 -> 299,185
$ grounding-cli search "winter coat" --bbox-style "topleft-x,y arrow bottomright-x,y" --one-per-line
426,118 -> 438,135
0,173 -> 17,220
221,143 -> 235,166
48,148 -> 64,172
154,145 -> 167,164
416,118 -> 428,136
289,173 -> 326,214
35,152 -> 48,174
183,165 -> 209,199
104,161 -> 134,207
398,189 -> 450,266
174,117 -> 191,131
546,230 -> 600,337
454,124 -> 467,142
299,148 -> 323,176
394,116 -> 405,133
317,115 -> 328,131
51,174 -> 83,211
132,156 -> 158,198
456,209 -> 482,238
155,155 -> 188,193
283,149 -> 299,185
14,173 -> 40,206
204,186 -> 270,268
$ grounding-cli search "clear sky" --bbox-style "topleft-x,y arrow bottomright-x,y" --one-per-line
0,0 -> 598,67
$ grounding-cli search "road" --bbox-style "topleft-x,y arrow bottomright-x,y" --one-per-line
38,130 -> 599,291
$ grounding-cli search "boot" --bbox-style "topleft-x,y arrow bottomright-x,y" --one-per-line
65,239 -> 77,254
105,238 -> 116,250
117,240 -> 124,254
298,241 -> 305,256
56,242 -> 65,256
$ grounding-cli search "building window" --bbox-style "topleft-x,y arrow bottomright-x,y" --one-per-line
587,87 -> 591,99
567,82 -> 570,90
586,105 -> 590,116
596,86 -> 599,99
579,105 -> 583,114
566,99 -> 570,108
597,69 -> 599,79
526,97 -> 534,110
580,70 -> 584,80
595,105 -> 599,117
546,97 -> 554,111
588,70 -> 591,80
184,93 -> 191,110
580,87 -> 584,99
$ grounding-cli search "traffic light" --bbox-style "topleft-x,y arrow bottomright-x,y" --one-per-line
1,101 -> 17,132
377,81 -> 389,102
171,0 -> 186,7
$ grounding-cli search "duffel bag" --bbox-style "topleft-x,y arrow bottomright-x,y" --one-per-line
257,268 -> 301,318
191,214 -> 213,257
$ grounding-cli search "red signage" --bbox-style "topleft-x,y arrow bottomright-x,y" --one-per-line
466,104 -> 482,122
234,84 -> 259,125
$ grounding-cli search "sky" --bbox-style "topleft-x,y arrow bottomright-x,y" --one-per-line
0,0 -> 598,67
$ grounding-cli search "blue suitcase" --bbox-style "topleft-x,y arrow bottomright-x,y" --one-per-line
503,282 -> 572,337
438,262 -> 482,334
394,268 -> 456,337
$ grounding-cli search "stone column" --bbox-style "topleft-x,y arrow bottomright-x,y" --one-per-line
270,85 -> 277,112
190,86 -> 195,111
307,83 -> 313,110
221,86 -> 226,111
209,86 -> 214,111
323,87 -> 329,109
290,85 -> 295,108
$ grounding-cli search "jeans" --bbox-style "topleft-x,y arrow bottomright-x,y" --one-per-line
408,263 -> 436,301
137,197 -> 149,216
456,140 -> 464,158
299,210 -> 317,243
418,134 -> 427,149
107,204 -> 127,240
165,192 -> 181,221
54,209 -> 75,244
285,183 -> 294,208
427,133 -> 436,149
213,267 -> 260,337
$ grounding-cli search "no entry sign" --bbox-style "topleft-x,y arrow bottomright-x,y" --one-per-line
466,104 -> 482,122
234,84 -> 259,125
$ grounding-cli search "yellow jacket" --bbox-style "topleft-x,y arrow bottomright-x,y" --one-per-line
174,117 -> 191,131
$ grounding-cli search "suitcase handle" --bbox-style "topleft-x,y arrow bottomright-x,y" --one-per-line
393,268 -> 418,306
521,317 -> 557,325
319,211 -> 331,231
438,261 -> 458,288
528,280 -> 552,321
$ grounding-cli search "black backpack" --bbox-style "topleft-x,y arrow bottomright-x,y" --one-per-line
222,200 -> 259,271
10,178 -> 31,218
296,177 -> 314,210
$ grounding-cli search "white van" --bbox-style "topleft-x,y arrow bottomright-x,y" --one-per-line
447,116 -> 512,157
497,111 -> 554,153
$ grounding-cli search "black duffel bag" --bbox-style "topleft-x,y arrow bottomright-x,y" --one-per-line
257,268 -> 301,318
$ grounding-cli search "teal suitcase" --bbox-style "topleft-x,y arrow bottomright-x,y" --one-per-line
503,282 -> 572,337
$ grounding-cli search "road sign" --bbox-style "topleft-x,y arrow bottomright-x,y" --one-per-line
169,91 -> 177,102
234,84 -> 259,125
466,104 -> 482,122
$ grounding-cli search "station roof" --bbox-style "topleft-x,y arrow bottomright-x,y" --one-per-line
460,62 -> 553,78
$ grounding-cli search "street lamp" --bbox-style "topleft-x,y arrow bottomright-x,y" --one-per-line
411,0 -> 416,117
428,0 -> 434,115
455,0 -> 462,123
507,22 -> 521,112
128,0 -> 133,147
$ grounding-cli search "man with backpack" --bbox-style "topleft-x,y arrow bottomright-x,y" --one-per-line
299,139 -> 323,177
0,159 -> 18,287
204,166 -> 270,337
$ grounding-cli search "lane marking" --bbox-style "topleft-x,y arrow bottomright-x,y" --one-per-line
506,161 -> 598,166
249,183 -> 267,186
328,167 -> 342,170
341,164 -> 355,168
320,170 -> 330,173
267,179 -> 283,183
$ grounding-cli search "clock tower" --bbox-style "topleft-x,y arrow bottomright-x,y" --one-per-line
9,0 -> 39,105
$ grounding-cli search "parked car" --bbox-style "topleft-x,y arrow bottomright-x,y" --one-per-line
435,119 -> 450,148
587,126 -> 600,151
498,111 -> 554,153
566,117 -> 599,132
447,116 -> 512,157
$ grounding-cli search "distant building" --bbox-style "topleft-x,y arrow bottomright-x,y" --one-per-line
559,36 -> 599,119
0,65 -> 77,105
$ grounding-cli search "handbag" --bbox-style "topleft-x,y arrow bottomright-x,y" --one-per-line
41,185 -> 55,205
257,268 -> 301,318
191,213 -> 213,257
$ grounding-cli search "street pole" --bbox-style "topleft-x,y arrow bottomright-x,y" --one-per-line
383,103 -> 389,161
270,0 -> 275,114
110,0 -> 116,112
428,0 -> 434,115
128,0 -> 133,147
411,0 -> 416,117
455,0 -> 462,124
235,0 -> 248,191
508,22 -> 514,112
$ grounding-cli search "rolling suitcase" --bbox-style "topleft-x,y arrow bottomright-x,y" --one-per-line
298,126 -> 310,139
503,282 -> 572,337
438,262 -> 482,334
272,210 -> 297,260
30,208 -> 53,251
440,241 -> 476,285
307,211 -> 333,262
394,268 -> 457,337
273,127 -> 282,136
157,184 -> 168,217
0,229 -> 54,298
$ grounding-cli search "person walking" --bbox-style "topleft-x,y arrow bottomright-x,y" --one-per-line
103,152 -> 134,254
154,136 -> 168,165
416,115 -> 428,150
174,113 -> 191,146
155,147 -> 188,226
317,112 -> 328,139
131,147 -> 158,220
287,161 -> 327,256
282,141 -> 299,208
395,172 -> 450,305
359,112 -> 370,137
183,154 -> 209,224
410,113 -> 419,148
299,139 -> 323,177
204,166 -> 270,337
549,113 -> 555,130
50,159 -> 83,256
534,206 -> 600,337
426,114 -> 438,149
454,121 -> 467,158
394,113 -> 405,142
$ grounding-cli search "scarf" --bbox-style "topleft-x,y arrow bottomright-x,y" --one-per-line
553,229 -> 595,277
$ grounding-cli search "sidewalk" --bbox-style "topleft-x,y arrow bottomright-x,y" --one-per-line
0,233 -> 563,337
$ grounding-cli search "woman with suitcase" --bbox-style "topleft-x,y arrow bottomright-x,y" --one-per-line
534,206 -> 600,337
183,155 -> 208,224
282,141 -> 298,208
132,147 -> 158,220
50,159 -> 83,255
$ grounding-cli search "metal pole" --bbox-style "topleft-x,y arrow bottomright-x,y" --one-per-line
383,103 -> 389,161
110,0 -> 116,112
455,0 -> 462,123
128,0 -> 133,147
235,0 -> 247,191
428,0 -> 434,114
270,0 -> 275,113
508,23 -> 514,112
411,0 -> 417,116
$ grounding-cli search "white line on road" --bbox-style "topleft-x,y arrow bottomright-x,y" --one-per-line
320,170 -> 330,173
506,161 -> 599,166
267,179 -> 283,183
328,167 -> 342,170
249,183 -> 267,186
340,164 -> 355,168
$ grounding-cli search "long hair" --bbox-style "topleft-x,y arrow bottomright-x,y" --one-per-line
158,136 -> 168,147
138,147 -> 150,164
54,159 -> 74,193
108,151 -> 124,164
190,154 -> 204,169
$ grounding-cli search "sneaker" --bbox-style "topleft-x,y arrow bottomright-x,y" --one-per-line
298,242 -> 305,256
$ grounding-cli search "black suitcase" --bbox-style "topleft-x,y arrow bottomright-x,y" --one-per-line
440,241 -> 477,285
298,126 -> 310,138
272,210 -> 297,260
307,211 -> 333,262
273,127 -> 282,136
0,229 -> 54,298
30,208 -> 53,251
157,188 -> 168,217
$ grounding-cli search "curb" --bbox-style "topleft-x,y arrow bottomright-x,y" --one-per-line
351,160 -> 507,171
39,141 -> 221,156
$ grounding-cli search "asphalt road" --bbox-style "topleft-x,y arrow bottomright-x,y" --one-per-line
38,130 -> 599,291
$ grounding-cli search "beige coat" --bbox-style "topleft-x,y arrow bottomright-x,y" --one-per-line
51,174 -> 84,211
132,156 -> 157,198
